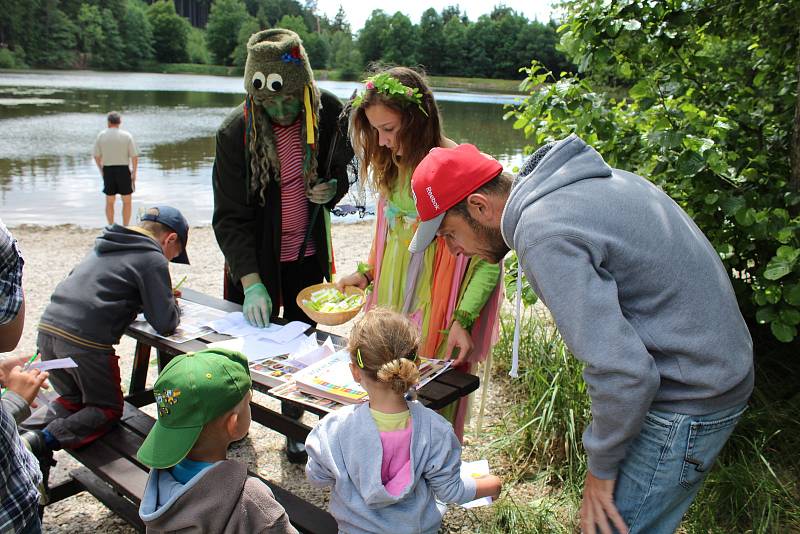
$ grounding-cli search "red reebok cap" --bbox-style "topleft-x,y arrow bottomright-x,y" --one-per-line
409,144 -> 503,253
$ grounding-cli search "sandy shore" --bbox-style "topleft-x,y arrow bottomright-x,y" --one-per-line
7,222 -> 503,533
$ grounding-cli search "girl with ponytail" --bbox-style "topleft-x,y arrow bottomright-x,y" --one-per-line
304,308 -> 501,533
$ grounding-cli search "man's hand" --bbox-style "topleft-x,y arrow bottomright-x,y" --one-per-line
446,320 -> 474,366
307,180 -> 337,205
581,471 -> 629,534
243,282 -> 272,328
5,366 -> 49,407
334,271 -> 369,292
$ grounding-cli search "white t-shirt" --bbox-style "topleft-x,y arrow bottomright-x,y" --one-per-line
93,127 -> 138,166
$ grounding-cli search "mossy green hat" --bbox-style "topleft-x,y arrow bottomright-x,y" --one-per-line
244,28 -> 313,102
137,348 -> 252,469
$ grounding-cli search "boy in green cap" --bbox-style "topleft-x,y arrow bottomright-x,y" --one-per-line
137,348 -> 297,533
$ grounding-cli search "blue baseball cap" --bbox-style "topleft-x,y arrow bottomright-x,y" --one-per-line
141,205 -> 190,264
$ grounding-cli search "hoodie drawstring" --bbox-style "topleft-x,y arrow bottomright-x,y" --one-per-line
510,273 -> 522,378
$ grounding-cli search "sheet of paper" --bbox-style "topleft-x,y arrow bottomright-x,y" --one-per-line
131,298 -> 228,343
29,358 -> 78,371
460,459 -> 493,508
207,333 -> 310,362
208,312 -> 283,337
258,321 -> 311,344
285,335 -> 334,368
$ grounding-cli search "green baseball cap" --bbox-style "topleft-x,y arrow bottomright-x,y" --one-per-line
137,348 -> 252,469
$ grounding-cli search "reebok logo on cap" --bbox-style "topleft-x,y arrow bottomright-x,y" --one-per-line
408,144 -> 503,253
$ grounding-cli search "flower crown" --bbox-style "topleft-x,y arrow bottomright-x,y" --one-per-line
352,73 -> 428,116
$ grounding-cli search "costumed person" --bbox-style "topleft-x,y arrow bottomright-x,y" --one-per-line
212,29 -> 353,463
335,67 -> 502,441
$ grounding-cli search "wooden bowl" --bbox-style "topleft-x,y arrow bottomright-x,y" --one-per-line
296,282 -> 365,326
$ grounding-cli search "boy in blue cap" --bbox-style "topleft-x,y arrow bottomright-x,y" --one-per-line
22,206 -> 189,459
137,348 -> 297,533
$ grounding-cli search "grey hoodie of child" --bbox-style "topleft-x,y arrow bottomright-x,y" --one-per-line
39,224 -> 179,350
305,401 -> 476,534
501,134 -> 754,479
139,459 -> 297,534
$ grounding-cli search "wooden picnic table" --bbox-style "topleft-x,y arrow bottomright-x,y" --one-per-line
124,287 -> 480,442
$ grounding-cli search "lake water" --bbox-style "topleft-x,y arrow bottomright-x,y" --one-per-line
0,70 -> 528,226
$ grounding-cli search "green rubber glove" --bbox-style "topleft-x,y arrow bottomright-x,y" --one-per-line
307,179 -> 337,204
243,282 -> 271,328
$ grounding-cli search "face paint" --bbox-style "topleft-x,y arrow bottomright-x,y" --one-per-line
264,96 -> 301,126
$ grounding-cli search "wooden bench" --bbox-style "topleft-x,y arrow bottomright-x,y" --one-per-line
47,402 -> 338,534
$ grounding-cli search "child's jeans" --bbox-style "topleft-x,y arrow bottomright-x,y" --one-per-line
612,402 -> 748,533
24,332 -> 124,449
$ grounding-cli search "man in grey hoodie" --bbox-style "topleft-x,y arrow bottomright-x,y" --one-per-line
407,138 -> 753,534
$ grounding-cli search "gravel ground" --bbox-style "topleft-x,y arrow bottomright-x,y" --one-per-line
8,222 -> 509,533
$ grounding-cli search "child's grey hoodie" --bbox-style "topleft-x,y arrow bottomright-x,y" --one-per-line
501,134 -> 753,479
305,401 -> 476,534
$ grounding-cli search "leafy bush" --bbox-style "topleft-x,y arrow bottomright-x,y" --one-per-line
507,1 -> 800,342
0,48 -> 18,69
187,27 -> 210,65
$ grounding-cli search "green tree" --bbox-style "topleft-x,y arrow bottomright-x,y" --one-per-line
275,14 -> 327,69
21,0 -> 77,68
417,8 -> 444,74
357,10 -> 389,65
147,0 -> 189,63
231,16 -> 261,67
382,12 -> 416,66
206,0 -> 250,65
330,5 -> 350,34
440,15 -> 467,76
119,0 -> 154,69
329,30 -> 362,79
77,4 -> 104,58
509,1 -> 800,343
187,27 -> 211,64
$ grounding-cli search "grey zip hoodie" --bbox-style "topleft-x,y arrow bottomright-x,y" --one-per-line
139,460 -> 297,533
305,401 -> 476,534
501,135 -> 753,479
39,224 -> 179,350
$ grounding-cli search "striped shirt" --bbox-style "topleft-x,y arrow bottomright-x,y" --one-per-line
0,219 -> 24,326
275,121 -> 315,262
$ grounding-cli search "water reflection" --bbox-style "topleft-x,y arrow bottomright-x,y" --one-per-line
0,71 -> 527,226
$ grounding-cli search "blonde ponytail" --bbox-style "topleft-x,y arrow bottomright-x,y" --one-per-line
377,357 -> 421,394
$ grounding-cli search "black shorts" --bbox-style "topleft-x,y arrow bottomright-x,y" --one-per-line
102,165 -> 133,196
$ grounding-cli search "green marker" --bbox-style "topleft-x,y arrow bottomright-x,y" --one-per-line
173,275 -> 188,292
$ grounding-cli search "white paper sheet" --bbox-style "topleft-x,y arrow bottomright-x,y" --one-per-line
460,459 -> 494,508
28,358 -> 78,371
207,333 -> 310,362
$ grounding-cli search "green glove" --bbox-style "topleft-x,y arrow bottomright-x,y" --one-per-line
243,282 -> 271,328
307,179 -> 337,204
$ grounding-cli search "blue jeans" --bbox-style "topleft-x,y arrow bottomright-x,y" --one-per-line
613,403 -> 747,534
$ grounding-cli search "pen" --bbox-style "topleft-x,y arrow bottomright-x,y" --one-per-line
22,351 -> 39,371
173,275 -> 188,292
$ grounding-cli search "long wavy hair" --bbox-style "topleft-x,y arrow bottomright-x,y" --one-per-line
349,66 -> 444,198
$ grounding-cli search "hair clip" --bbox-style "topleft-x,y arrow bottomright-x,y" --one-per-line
356,348 -> 365,369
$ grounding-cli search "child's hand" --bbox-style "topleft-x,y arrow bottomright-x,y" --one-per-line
0,355 -> 29,384
5,366 -> 49,407
474,474 -> 502,501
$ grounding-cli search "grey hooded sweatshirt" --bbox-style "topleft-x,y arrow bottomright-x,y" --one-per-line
501,134 -> 753,479
39,224 -> 179,351
305,401 -> 477,534
139,460 -> 297,533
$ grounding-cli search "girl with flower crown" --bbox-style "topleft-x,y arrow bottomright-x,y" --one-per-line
336,66 -> 503,440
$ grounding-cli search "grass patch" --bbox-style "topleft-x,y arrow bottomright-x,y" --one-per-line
488,309 -> 800,532
138,61 -> 243,77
